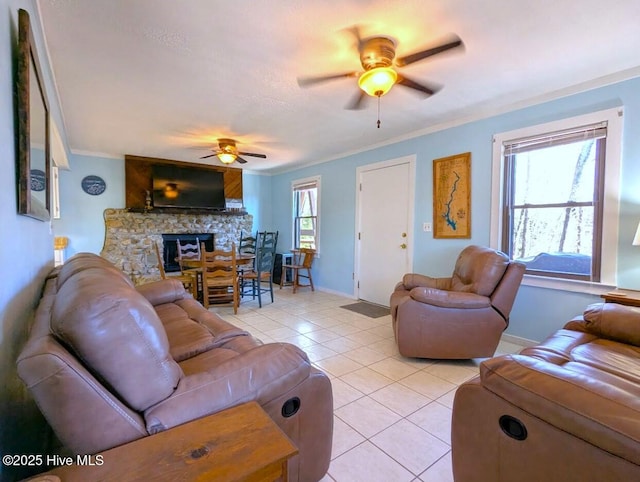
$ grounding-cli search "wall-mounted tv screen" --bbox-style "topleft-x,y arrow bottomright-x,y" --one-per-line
152,164 -> 226,210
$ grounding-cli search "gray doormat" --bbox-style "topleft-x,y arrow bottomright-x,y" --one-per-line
340,301 -> 390,319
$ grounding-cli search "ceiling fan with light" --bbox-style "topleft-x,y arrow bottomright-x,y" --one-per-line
297,27 -> 464,127
199,138 -> 267,165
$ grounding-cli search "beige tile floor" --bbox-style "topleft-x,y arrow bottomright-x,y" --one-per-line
210,287 -> 524,482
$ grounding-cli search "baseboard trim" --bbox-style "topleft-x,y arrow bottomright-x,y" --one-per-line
316,286 -> 357,299
501,333 -> 539,347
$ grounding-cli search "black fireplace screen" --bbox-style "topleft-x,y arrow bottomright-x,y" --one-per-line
161,233 -> 214,272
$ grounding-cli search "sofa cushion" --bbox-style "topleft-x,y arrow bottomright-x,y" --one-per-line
51,266 -> 182,411
154,302 -> 219,362
451,246 -> 509,296
144,342 -> 312,432
152,298 -> 251,362
162,317 -> 217,362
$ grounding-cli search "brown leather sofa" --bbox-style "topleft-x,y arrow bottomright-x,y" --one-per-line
452,302 -> 640,481
17,253 -> 332,482
390,245 -> 525,359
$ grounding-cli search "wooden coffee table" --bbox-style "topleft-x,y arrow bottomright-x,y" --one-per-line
31,402 -> 297,482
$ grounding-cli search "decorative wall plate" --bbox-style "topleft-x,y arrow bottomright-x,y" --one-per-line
30,169 -> 46,191
81,175 -> 107,196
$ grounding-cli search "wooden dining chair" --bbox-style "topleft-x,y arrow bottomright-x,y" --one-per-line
280,248 -> 315,293
176,238 -> 201,274
241,231 -> 278,307
237,230 -> 258,282
154,241 -> 197,297
200,242 -> 239,314
238,230 -> 258,257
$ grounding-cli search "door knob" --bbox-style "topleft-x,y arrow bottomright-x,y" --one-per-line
400,243 -> 407,249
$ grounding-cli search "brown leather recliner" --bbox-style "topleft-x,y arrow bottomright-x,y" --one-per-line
452,302 -> 640,481
390,245 -> 525,359
17,253 -> 332,481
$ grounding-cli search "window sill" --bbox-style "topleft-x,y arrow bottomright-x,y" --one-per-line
521,274 -> 614,295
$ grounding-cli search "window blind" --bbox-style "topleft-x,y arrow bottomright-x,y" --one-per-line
503,122 -> 607,155
293,180 -> 317,192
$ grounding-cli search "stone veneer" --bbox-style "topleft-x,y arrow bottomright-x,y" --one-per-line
100,208 -> 253,285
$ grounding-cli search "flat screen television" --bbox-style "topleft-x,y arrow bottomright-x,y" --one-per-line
152,164 -> 226,210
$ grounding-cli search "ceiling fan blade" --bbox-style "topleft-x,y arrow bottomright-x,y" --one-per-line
345,24 -> 363,48
236,157 -> 248,164
238,151 -> 267,158
395,36 -> 463,67
297,72 -> 359,87
199,153 -> 217,159
345,89 -> 367,110
396,74 -> 440,96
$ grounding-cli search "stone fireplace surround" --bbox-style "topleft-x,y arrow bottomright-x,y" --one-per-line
100,208 -> 253,285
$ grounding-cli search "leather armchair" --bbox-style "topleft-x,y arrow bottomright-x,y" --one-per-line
390,245 -> 525,359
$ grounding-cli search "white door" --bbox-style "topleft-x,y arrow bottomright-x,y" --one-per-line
356,157 -> 414,306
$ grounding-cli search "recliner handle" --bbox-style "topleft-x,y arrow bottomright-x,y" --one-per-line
499,414 -> 527,440
282,397 -> 301,418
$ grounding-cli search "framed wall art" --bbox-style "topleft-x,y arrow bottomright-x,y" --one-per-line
433,152 -> 471,239
16,8 -> 51,221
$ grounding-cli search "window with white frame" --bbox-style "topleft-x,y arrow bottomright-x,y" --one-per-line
491,108 -> 622,289
292,176 -> 320,251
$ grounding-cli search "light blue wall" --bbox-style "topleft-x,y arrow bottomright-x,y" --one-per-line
1,1 -> 67,479
268,134 -> 494,295
46,76 -> 640,344
2,2 -> 635,477
53,154 -> 125,257
242,172 -> 273,232
269,76 -> 640,343
44,78 -> 640,344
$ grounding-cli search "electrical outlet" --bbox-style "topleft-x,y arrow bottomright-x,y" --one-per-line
423,222 -> 432,232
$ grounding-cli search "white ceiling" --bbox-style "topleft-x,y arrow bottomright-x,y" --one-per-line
37,0 -> 640,173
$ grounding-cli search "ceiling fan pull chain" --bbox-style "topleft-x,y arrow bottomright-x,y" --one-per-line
377,95 -> 381,128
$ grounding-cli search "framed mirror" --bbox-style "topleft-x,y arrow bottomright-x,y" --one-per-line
17,8 -> 50,221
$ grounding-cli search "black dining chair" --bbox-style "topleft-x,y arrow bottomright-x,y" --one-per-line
241,231 -> 279,307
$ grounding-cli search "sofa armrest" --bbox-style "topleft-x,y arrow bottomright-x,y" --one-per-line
402,273 -> 451,290
409,287 -> 490,309
144,343 -> 311,432
480,354 -> 640,465
569,302 -> 640,347
137,279 -> 187,306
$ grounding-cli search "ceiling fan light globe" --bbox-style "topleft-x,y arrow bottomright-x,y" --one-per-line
217,152 -> 237,164
358,67 -> 397,97
164,182 -> 179,199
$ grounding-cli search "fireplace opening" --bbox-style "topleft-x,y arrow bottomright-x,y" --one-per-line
161,233 -> 214,272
